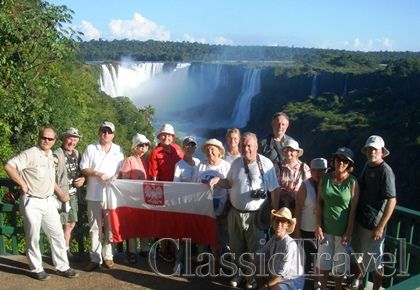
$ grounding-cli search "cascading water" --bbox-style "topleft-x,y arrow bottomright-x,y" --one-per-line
310,73 -> 318,97
99,62 -> 261,138
342,74 -> 349,97
229,69 -> 261,128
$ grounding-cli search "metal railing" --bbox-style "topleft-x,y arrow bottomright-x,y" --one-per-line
1,178 -> 419,287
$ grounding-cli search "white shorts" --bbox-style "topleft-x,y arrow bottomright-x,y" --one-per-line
316,233 -> 350,275
352,222 -> 384,272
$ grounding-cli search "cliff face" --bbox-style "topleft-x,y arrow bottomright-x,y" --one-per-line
246,68 -> 420,209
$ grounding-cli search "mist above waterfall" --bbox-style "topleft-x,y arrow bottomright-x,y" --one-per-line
99,61 -> 261,137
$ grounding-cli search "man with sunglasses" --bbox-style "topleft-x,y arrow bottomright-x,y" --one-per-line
80,121 -> 124,271
4,126 -> 79,280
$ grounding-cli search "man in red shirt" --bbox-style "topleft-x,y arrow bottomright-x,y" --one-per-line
148,123 -> 184,181
148,123 -> 184,262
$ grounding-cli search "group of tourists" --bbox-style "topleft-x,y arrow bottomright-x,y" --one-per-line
3,112 -> 396,290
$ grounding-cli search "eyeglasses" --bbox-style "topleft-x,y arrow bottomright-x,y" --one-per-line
184,143 -> 196,147
136,143 -> 149,148
40,136 -> 55,141
335,157 -> 350,164
100,128 -> 113,134
273,218 -> 289,224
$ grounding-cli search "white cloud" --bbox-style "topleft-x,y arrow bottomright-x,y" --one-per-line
381,37 -> 393,50
109,12 -> 170,41
183,33 -> 207,44
350,37 -> 394,51
212,36 -> 234,45
80,21 -> 101,40
182,33 -> 234,45
354,37 -> 362,50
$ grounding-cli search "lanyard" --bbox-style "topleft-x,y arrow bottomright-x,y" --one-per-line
243,155 -> 265,191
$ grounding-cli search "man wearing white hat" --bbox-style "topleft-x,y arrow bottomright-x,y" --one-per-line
80,121 -> 124,271
148,123 -> 184,263
148,123 -> 184,182
54,127 -> 85,259
351,135 -> 396,290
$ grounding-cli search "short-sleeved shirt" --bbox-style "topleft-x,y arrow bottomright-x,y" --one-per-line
259,134 -> 294,164
148,143 -> 184,181
321,172 -> 357,236
227,154 -> 279,211
79,142 -> 124,201
173,158 -> 200,182
122,155 -> 149,180
258,234 -> 304,280
7,146 -> 55,198
54,147 -> 81,194
277,160 -> 311,195
356,162 -> 396,230
224,151 -> 241,164
197,159 -> 231,200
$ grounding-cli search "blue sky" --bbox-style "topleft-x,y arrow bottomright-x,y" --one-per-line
48,0 -> 420,52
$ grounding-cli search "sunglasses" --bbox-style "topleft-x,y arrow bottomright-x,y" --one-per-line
185,143 -> 197,147
273,217 -> 289,224
101,128 -> 114,134
335,157 -> 350,164
136,143 -> 149,148
40,136 -> 55,141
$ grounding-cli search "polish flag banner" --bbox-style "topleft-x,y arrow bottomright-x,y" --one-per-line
106,179 -> 217,247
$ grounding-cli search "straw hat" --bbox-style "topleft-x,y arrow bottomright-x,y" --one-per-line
201,138 -> 225,157
271,207 -> 296,234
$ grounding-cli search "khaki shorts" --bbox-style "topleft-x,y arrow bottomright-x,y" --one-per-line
352,222 -> 384,272
60,194 -> 78,224
316,233 -> 350,275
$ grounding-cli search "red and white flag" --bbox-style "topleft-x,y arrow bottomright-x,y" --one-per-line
106,179 -> 217,247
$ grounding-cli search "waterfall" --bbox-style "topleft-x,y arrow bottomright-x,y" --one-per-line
99,62 -> 165,98
99,61 -> 258,137
342,74 -> 349,97
310,73 -> 318,97
229,69 -> 261,128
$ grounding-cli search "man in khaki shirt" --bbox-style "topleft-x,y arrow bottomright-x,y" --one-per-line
4,126 -> 79,281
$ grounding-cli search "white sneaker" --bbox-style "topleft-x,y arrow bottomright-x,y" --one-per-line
351,278 -> 363,290
245,277 -> 257,289
230,275 -> 243,287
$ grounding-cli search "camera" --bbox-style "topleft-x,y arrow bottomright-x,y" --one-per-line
250,188 -> 267,199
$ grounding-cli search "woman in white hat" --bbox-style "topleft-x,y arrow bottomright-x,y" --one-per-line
277,139 -> 311,212
315,147 -> 359,290
121,133 -> 152,264
196,138 -> 231,260
295,158 -> 329,275
256,207 -> 305,289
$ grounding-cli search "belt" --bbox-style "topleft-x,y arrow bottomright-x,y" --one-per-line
27,194 -> 51,199
231,206 -> 257,213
